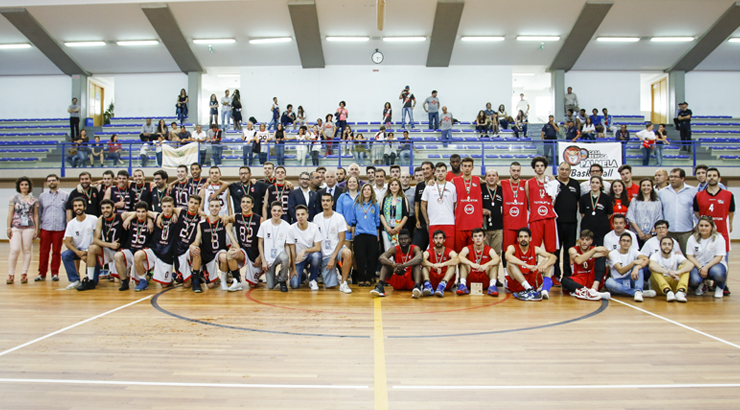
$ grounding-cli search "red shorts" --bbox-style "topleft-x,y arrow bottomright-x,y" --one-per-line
455,229 -> 474,251
467,270 -> 490,287
529,218 -> 558,253
429,267 -> 455,290
505,272 -> 543,293
386,271 -> 415,291
503,229 -> 519,255
429,225 -> 456,252
570,272 -> 594,288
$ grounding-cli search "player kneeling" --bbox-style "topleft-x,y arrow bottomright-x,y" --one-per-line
133,196 -> 180,291
224,195 -> 263,290
114,202 -> 154,291
191,198 -> 233,293
504,228 -> 557,301
171,195 -> 203,292
457,228 -> 501,296
562,230 -> 611,301
372,229 -> 423,298
421,230 -> 459,297
77,199 -> 123,291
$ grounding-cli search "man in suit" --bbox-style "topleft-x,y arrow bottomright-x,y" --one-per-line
318,170 -> 343,211
288,171 -> 320,222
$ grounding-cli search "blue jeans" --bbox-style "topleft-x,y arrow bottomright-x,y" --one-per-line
69,149 -> 89,167
62,249 -> 100,284
641,146 -> 654,166
243,144 -> 254,165
275,143 -> 285,166
107,151 -> 122,165
402,107 -> 415,129
428,112 -> 439,130
336,120 -> 347,137
267,117 -> 278,131
212,145 -> 223,165
199,149 -> 207,165
689,265 -> 726,290
513,124 -> 527,138
654,144 -> 664,166
605,273 -> 644,296
259,152 -> 267,164
221,109 -> 232,130
399,150 -> 410,165
440,129 -> 452,147
290,251 -> 322,288
543,139 -> 556,162
353,151 -> 364,166
140,154 -> 148,167
156,152 -> 162,166
320,253 -> 347,288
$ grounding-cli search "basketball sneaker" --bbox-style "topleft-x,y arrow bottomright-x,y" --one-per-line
634,291 -> 644,302
192,281 -> 203,293
412,285 -> 422,299
515,289 -> 542,301
370,283 -> 386,297
76,278 -> 95,291
135,278 -> 148,292
435,283 -> 446,297
339,281 -> 352,294
119,279 -> 129,291
675,291 -> 687,303
666,291 -> 676,302
422,281 -> 433,296
65,280 -> 80,290
487,285 -> 499,297
715,287 -> 724,299
643,290 -> 657,298
456,283 -> 469,295
574,287 -> 600,301
588,288 -> 610,300
228,280 -> 243,292
541,289 -> 550,299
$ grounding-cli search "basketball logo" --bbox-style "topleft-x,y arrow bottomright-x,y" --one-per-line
510,207 -> 520,217
537,206 -> 548,216
464,204 -> 475,215
563,145 -> 588,166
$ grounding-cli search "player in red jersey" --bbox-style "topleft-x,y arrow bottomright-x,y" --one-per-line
445,154 -> 463,181
452,157 -> 483,249
372,229 -> 423,298
526,156 -> 558,253
421,230 -> 459,297
504,227 -> 556,301
501,162 -> 528,255
694,168 -> 735,252
619,165 -> 640,200
563,230 -> 612,301
457,228 -> 501,297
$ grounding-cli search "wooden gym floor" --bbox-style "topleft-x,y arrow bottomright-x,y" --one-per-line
0,242 -> 739,409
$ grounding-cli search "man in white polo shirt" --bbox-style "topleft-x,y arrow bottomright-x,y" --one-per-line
603,214 -> 638,253
421,162 -> 457,251
314,192 -> 353,293
62,197 -> 98,290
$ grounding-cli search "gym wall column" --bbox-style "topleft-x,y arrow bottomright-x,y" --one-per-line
71,74 -> 88,120
668,70 -> 686,117
187,71 -> 201,125
552,69 -> 566,117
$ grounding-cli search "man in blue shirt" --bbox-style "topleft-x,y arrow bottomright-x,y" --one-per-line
541,115 -> 559,163
658,168 -> 698,255
590,108 -> 603,135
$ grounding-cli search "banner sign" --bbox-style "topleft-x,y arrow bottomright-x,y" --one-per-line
557,142 -> 623,180
162,142 -> 199,169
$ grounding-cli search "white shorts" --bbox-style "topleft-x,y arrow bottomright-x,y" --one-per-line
97,247 -> 119,277
142,248 -> 174,285
203,250 -> 226,283
117,249 -> 144,281
176,251 -> 193,282
237,249 -> 262,285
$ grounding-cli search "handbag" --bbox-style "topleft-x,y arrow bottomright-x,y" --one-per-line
252,141 -> 260,153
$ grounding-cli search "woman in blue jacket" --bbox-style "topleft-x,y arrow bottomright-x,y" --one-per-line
347,183 -> 380,287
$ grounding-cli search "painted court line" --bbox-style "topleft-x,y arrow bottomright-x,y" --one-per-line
374,298 -> 389,410
0,378 -> 368,389
0,296 -> 152,358
611,298 -> 740,350
393,383 -> 740,390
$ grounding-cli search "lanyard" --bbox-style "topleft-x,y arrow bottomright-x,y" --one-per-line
436,182 -> 447,202
103,215 -> 115,240
474,246 -> 484,265
210,219 -> 220,249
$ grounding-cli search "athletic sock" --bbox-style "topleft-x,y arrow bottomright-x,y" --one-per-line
522,281 -> 533,291
440,280 -> 446,286
542,277 -> 553,292
460,278 -> 467,286
231,270 -> 241,282
489,278 -> 496,287
87,267 -> 95,280
424,280 -> 431,286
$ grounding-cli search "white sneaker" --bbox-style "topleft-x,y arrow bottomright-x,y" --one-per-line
227,280 -> 243,292
675,291 -> 687,303
339,281 -> 352,294
65,280 -> 80,290
589,288 -> 610,300
541,289 -> 549,299
220,273 -> 228,291
643,290 -> 657,298
309,280 -> 319,291
666,291 -> 676,302
714,287 -> 724,299
695,284 -> 705,296
634,291 -> 643,302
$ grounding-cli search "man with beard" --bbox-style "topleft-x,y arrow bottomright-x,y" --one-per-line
227,166 -> 269,217
129,169 -> 153,205
61,198 -> 99,290
36,174 -> 69,282
263,166 -> 291,223
372,229 -> 423,298
224,195 -> 262,289
421,229 -> 459,297
336,168 -> 347,185
133,196 -> 180,291
114,202 -> 154,291
104,170 -> 133,215
199,166 -> 231,217
451,157 -> 483,249
445,154 -> 462,181
76,199 -> 125,291
504,228 -> 557,301
413,161 -> 434,250
481,168 -> 504,261
501,162 -> 528,256
67,172 -> 101,219
172,195 -> 203,291
563,230 -> 612,301
188,162 -> 208,198
150,170 -> 169,212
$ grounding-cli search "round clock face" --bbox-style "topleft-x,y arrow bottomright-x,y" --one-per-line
372,51 -> 384,64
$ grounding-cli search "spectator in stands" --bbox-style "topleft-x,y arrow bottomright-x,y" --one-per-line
90,135 -> 105,167
382,102 -> 393,128
68,129 -> 90,168
677,102 -> 692,153
602,108 -> 616,138
590,108 -> 603,134
576,109 -> 587,130
192,124 -> 207,165
68,97 -> 80,138
322,114 -> 336,157
637,122 -> 656,166
341,125 -> 354,157
564,109 -> 578,128
208,94 -> 218,126
155,119 -> 168,141
564,87 -> 578,115
423,91 -> 440,130
255,123 -> 271,165
439,106 -> 453,147
541,115 -> 559,162
398,131 -> 416,165
36,174 -> 67,282
139,118 -> 155,142
574,117 -> 595,142
562,119 -> 578,142
498,104 -> 513,130
268,97 -> 280,131
281,104 -> 296,130
6,177 -> 39,285
295,126 -> 309,166
372,127 -> 386,165
241,121 -> 256,166
616,124 -> 630,143
273,123 -> 287,166
310,125 -> 321,166
516,94 -> 530,118
335,101 -> 348,137
168,121 -> 179,143
107,134 -> 122,166
512,110 -> 528,139
295,106 -> 306,130
353,134 -> 367,166
177,124 -> 191,147
139,142 -> 150,167
484,103 -> 499,136
232,90 -> 243,131
399,86 -> 416,129
384,132 -> 397,165
221,89 -> 232,131
209,123 -> 223,166
627,178 -> 663,246
654,124 -> 669,166
176,88 -> 188,125
475,110 -> 491,138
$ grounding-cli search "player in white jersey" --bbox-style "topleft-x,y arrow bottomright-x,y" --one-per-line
199,166 -> 231,217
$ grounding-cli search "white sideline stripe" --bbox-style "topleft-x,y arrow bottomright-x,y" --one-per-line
0,296 -> 152,358
610,299 -> 740,350
393,383 -> 740,390
0,378 -> 368,390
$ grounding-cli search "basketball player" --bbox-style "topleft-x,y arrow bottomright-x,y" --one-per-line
452,157 -> 483,249
372,229 -> 423,298
104,170 -> 133,214
172,195 -> 203,291
199,167 -> 231,217
501,162 -> 528,258
263,166 -> 291,223
114,201 -> 154,291
421,230 -> 459,297
525,156 -> 558,253
421,162 -> 457,250
504,227 -> 557,301
694,167 -> 735,253
130,169 -> 153,205
222,195 -> 263,289
149,170 -> 169,213
169,165 -> 191,209
563,230 -> 612,301
188,162 -> 208,198
76,199 -> 124,291
257,201 -> 292,292
457,228 -> 501,296
192,198 -> 233,292
313,192 -> 353,293
133,196 -> 179,290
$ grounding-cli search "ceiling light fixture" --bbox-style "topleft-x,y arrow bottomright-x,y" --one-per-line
516,36 -> 560,42
0,43 -> 31,49
64,41 -> 106,47
728,38 -> 740,43
650,37 -> 694,42
461,36 -> 505,42
382,37 -> 427,42
326,36 -> 370,42
217,74 -> 240,78
117,40 -> 159,46
596,37 -> 640,42
193,38 -> 236,44
512,73 -> 536,76
249,37 -> 292,44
